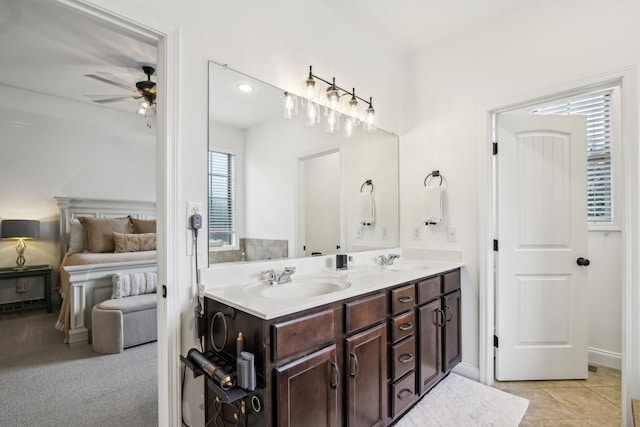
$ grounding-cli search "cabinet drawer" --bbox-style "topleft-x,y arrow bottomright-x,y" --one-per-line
390,310 -> 415,343
390,284 -> 416,315
391,336 -> 416,381
390,371 -> 416,418
345,293 -> 386,334
443,269 -> 461,294
272,309 -> 335,361
417,276 -> 441,305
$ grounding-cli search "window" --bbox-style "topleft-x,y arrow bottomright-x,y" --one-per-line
530,89 -> 615,225
208,151 -> 235,246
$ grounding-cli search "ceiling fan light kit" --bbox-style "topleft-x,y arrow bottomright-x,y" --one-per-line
85,65 -> 157,126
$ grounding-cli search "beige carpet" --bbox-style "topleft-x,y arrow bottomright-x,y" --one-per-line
396,373 -> 529,427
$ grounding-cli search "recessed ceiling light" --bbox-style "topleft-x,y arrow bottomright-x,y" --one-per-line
237,83 -> 255,93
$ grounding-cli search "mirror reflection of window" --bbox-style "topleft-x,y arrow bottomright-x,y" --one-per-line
208,151 -> 236,247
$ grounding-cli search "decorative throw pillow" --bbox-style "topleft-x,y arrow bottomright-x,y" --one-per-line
66,218 -> 85,255
111,271 -> 157,299
129,216 -> 156,234
113,232 -> 157,253
78,216 -> 133,253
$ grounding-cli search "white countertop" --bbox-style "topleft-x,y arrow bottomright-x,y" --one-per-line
202,258 -> 463,320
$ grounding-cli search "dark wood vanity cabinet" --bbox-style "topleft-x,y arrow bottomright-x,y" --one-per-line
276,345 -> 339,427
416,270 -> 462,395
203,267 -> 461,427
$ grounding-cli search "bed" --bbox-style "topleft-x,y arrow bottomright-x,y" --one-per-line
54,197 -> 157,346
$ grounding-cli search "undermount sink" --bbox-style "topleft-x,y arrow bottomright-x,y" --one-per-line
245,277 -> 351,299
386,262 -> 435,272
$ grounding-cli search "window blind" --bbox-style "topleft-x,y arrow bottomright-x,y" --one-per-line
530,90 -> 613,222
208,151 -> 235,244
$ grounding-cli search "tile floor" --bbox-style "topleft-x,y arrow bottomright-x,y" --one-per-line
492,365 -> 622,427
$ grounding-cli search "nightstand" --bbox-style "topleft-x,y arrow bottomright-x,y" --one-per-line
0,265 -> 53,314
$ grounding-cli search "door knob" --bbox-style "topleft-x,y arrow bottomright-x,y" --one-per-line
576,257 -> 590,266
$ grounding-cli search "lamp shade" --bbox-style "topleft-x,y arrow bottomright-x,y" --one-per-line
1,219 -> 40,239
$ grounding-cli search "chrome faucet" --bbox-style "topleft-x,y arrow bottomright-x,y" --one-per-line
376,254 -> 401,267
261,267 -> 296,285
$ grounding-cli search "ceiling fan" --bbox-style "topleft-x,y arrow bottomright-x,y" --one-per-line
85,65 -> 157,120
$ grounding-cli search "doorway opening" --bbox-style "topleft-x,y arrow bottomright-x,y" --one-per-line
478,67 -> 637,425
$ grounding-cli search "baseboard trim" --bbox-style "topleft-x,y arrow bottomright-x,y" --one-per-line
452,362 -> 480,382
588,347 -> 622,370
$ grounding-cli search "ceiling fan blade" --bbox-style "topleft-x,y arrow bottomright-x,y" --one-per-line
86,95 -> 142,104
85,73 -> 138,92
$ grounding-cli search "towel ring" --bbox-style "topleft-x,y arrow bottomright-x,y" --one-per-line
423,170 -> 443,187
360,179 -> 374,193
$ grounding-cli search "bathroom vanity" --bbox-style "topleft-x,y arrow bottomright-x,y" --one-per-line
201,258 -> 462,427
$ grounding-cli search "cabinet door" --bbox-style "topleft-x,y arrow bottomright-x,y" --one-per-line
418,300 -> 443,395
443,290 -> 462,372
345,323 -> 387,427
275,345 -> 339,427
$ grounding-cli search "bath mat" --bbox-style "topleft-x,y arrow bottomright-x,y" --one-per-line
395,373 -> 529,427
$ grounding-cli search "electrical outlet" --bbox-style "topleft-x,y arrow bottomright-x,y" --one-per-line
356,225 -> 363,239
412,226 -> 421,241
447,226 -> 457,242
187,202 -> 203,228
187,201 -> 204,255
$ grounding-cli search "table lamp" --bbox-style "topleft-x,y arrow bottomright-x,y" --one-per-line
1,219 -> 40,269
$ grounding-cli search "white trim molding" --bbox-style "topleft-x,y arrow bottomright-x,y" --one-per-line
478,66 -> 637,427
588,347 -> 622,371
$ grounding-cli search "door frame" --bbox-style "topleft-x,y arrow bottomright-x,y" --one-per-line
56,1 -> 181,426
478,66 -> 638,425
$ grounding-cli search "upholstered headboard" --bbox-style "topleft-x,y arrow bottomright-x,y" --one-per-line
55,197 -> 156,260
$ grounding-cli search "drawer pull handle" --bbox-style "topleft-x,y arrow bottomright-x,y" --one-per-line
399,353 -> 414,363
435,309 -> 445,327
399,322 -> 413,331
350,352 -> 359,378
397,389 -> 413,401
330,362 -> 340,389
398,296 -> 414,303
445,305 -> 453,322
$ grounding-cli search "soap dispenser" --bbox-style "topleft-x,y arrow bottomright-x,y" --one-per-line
336,254 -> 348,270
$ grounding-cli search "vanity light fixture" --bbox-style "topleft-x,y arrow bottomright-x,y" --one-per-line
282,65 -> 378,136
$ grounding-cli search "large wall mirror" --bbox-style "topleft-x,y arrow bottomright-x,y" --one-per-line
208,62 -> 399,265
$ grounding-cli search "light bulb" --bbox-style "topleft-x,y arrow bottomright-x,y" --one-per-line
304,65 -> 317,101
281,92 -> 298,119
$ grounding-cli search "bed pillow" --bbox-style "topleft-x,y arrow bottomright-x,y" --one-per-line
113,232 -> 157,253
129,216 -> 156,234
111,271 -> 157,299
78,216 -> 133,253
66,218 -> 85,255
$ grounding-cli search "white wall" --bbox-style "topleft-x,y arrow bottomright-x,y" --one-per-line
399,0 -> 639,375
0,85 -> 155,272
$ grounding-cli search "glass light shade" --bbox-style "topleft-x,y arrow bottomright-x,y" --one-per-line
343,115 -> 355,137
137,100 -> 150,117
281,92 -> 298,119
325,108 -> 340,133
305,102 -> 320,126
363,100 -> 377,132
326,86 -> 340,110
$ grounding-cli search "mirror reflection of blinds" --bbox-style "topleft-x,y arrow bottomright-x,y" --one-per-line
208,151 -> 235,243
530,89 -> 613,222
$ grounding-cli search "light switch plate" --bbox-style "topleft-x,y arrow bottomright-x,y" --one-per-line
447,226 -> 457,242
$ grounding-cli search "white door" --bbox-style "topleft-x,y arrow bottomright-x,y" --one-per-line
496,114 -> 589,381
303,151 -> 340,256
